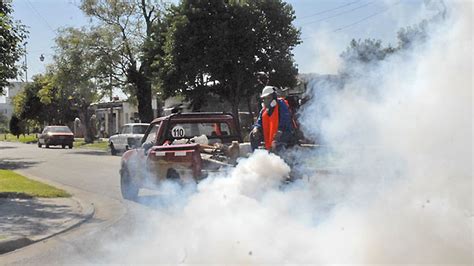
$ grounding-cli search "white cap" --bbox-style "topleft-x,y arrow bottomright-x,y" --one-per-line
260,86 -> 277,98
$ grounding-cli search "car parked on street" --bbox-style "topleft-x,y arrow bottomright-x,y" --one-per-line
38,126 -> 74,149
109,123 -> 150,155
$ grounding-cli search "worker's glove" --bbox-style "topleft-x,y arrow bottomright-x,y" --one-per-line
251,127 -> 260,137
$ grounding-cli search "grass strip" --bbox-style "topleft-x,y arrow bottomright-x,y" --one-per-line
0,170 -> 70,198
0,134 -> 37,143
74,139 -> 109,151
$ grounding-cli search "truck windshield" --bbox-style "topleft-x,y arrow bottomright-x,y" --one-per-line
168,122 -> 231,139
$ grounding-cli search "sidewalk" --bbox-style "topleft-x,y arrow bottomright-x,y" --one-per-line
0,196 -> 94,254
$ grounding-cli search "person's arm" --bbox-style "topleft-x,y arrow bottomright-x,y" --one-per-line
253,109 -> 264,129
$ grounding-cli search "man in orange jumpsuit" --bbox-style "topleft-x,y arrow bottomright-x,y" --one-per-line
250,86 -> 297,152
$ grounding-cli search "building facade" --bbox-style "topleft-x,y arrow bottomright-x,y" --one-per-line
0,82 -> 27,119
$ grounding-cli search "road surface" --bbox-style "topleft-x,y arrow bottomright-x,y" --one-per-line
0,142 -> 157,264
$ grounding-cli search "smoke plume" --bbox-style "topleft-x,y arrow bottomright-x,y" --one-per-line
106,1 -> 472,264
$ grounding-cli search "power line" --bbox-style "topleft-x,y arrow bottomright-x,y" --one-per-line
332,1 -> 401,32
300,1 -> 400,40
301,1 -> 374,26
297,0 -> 363,20
25,0 -> 56,33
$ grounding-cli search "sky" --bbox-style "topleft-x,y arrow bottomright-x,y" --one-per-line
11,0 -> 427,80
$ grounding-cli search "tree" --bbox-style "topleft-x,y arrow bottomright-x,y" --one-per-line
80,0 -> 165,123
339,38 -> 395,79
13,73 -> 78,126
9,115 -> 22,138
397,20 -> 429,50
159,0 -> 300,130
0,112 -> 8,133
52,27 -> 115,142
0,1 -> 28,93
341,39 -> 395,64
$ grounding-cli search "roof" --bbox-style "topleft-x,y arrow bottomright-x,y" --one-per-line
123,123 -> 150,126
45,125 -> 70,128
151,112 -> 236,124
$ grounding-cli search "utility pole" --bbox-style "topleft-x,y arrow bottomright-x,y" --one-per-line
23,42 -> 28,82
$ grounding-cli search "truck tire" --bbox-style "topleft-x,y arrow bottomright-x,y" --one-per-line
68,143 -> 73,149
120,167 -> 139,200
110,143 -> 117,156
38,142 -> 42,148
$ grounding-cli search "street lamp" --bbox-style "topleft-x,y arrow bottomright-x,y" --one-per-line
23,42 -> 28,82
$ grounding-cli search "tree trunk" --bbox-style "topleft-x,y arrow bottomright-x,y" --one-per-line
135,79 -> 154,123
231,98 -> 241,139
80,106 -> 94,143
128,66 -> 154,123
246,96 -> 254,123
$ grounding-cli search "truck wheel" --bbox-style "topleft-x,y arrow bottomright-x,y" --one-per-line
45,144 -> 49,148
38,142 -> 42,148
120,167 -> 139,200
110,143 -> 117,155
68,143 -> 73,149
62,144 -> 66,149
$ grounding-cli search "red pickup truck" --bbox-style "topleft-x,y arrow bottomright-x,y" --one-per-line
120,112 -> 246,200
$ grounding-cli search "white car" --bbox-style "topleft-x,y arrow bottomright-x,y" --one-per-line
109,123 -> 149,155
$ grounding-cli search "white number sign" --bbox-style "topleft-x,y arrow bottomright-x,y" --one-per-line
171,125 -> 186,138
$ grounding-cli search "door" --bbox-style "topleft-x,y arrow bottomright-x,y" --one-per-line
121,125 -> 133,150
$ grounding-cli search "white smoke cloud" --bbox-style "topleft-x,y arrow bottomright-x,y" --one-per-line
305,27 -> 344,74
103,1 -> 472,264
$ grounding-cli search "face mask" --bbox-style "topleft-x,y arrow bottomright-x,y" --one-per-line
262,96 -> 277,109
270,99 -> 277,107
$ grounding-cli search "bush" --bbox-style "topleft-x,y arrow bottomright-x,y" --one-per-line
9,115 -> 22,138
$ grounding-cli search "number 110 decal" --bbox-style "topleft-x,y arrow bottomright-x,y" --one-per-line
171,125 -> 186,138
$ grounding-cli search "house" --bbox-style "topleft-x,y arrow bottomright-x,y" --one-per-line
90,96 -> 161,137
0,82 -> 28,119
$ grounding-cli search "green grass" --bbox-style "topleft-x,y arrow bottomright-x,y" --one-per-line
0,170 -> 70,198
75,138 -> 109,151
0,133 -> 37,143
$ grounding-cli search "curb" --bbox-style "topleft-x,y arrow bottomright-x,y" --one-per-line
0,197 -> 95,255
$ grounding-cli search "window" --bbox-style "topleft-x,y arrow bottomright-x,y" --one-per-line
168,122 -> 231,139
121,126 -> 131,134
50,126 -> 72,133
143,123 -> 160,144
132,125 -> 148,134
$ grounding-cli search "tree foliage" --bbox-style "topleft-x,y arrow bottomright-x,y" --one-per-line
51,26 -> 119,142
13,73 -> 78,126
0,1 -> 28,93
80,0 -> 166,122
158,0 -> 300,127
9,114 -> 22,138
0,112 -> 8,133
341,39 -> 395,65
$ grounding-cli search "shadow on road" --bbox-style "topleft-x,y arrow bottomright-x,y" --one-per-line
0,158 -> 42,170
0,198 -> 85,244
0,146 -> 17,150
133,189 -> 195,211
68,150 -> 110,156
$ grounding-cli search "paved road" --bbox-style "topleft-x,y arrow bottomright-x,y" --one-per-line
0,142 -> 155,264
